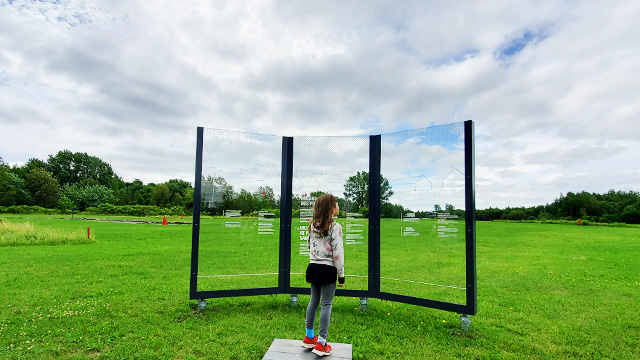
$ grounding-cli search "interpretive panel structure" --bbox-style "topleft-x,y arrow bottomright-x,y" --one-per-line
289,135 -> 370,293
190,121 -> 476,315
191,129 -> 282,298
379,123 -> 471,311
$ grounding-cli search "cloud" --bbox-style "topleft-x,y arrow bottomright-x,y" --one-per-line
522,143 -> 625,165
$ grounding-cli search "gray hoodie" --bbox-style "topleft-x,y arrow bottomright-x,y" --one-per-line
308,221 -> 345,278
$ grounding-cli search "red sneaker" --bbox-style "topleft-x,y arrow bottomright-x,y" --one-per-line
302,336 -> 317,349
312,341 -> 332,356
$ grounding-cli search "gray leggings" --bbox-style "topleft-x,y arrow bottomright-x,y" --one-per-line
305,282 -> 337,340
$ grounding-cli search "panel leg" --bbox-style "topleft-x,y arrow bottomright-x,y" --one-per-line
460,314 -> 471,332
359,297 -> 368,312
197,299 -> 207,311
290,294 -> 299,307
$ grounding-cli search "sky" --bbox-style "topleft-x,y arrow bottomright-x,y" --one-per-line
1,0 -> 639,210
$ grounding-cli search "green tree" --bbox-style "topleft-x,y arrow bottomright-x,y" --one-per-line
183,187 -> 194,210
151,184 -> 170,207
557,191 -> 603,219
58,195 -> 74,212
257,186 -> 277,209
25,168 -> 61,208
445,203 -> 455,213
381,203 -> 404,218
477,207 -> 503,221
235,189 -> 257,215
621,205 -> 640,224
0,162 -> 32,206
166,179 -> 192,202
171,193 -> 184,207
292,194 -> 301,211
140,183 -> 156,205
124,179 -> 146,205
505,208 -> 526,221
201,176 -> 235,214
83,185 -> 115,209
47,150 -> 116,187
63,184 -> 114,211
110,177 -> 128,206
343,171 -> 393,212
10,158 -> 47,181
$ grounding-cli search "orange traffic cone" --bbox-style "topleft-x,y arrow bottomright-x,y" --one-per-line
162,216 -> 168,225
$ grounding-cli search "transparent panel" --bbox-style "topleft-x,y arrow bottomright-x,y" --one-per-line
291,136 -> 369,291
380,123 -> 466,304
197,129 -> 281,291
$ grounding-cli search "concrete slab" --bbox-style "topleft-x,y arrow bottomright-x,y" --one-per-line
263,338 -> 352,360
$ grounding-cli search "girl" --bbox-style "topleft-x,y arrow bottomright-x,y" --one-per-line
301,193 -> 345,356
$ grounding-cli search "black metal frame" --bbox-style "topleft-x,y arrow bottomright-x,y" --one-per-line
189,121 -> 476,315
189,127 -> 203,300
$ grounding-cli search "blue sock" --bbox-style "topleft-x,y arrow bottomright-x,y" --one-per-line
306,328 -> 314,338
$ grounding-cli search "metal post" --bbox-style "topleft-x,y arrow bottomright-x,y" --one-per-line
197,299 -> 207,311
190,127 -> 204,300
368,135 -> 381,297
279,137 -> 294,293
290,294 -> 299,307
464,120 -> 477,315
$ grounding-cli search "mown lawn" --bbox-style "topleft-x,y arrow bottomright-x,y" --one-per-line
0,215 -> 638,359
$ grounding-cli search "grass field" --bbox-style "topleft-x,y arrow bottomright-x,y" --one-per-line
0,215 -> 638,359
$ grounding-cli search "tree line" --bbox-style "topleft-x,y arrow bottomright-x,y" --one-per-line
3,151 -> 638,223
199,171 -> 398,218
0,153 -> 399,217
0,152 -> 411,218
477,190 -> 640,224
0,151 -> 193,213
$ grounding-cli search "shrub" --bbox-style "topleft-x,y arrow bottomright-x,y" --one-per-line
82,204 -> 188,217
0,205 -> 59,215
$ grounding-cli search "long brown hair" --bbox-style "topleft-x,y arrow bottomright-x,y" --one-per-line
310,194 -> 337,237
